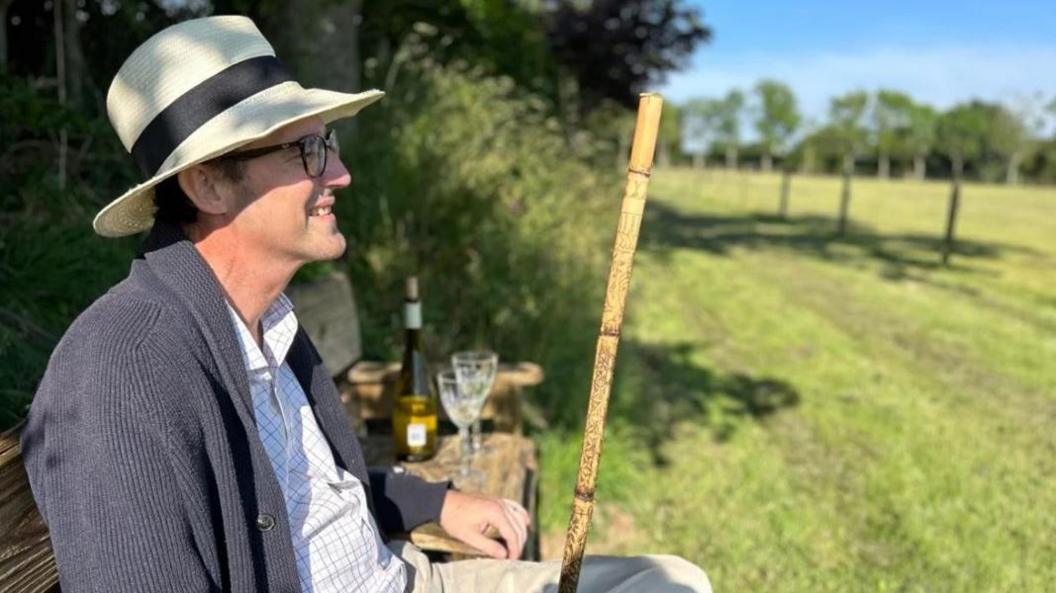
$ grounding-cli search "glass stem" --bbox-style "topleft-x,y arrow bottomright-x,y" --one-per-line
459,426 -> 472,477
472,418 -> 483,452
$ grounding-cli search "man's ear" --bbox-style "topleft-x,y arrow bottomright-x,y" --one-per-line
177,165 -> 232,216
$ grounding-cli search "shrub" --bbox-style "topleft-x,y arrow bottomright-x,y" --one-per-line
340,54 -> 620,429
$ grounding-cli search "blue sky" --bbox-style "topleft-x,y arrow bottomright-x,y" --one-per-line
661,0 -> 1056,132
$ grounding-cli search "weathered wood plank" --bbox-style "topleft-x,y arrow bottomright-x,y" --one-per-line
347,362 -> 544,432
286,271 -> 363,376
0,423 -> 59,593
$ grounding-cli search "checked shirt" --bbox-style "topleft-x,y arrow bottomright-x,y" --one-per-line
225,294 -> 406,593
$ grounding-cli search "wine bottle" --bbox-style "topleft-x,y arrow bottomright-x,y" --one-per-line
392,277 -> 438,461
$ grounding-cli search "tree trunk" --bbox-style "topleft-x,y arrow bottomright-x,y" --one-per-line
1006,151 -> 1021,185
618,129 -> 630,171
761,150 -> 772,173
800,145 -> 815,174
344,0 -> 363,140
942,158 -> 963,265
878,152 -> 889,179
275,0 -> 361,88
725,145 -> 738,170
837,152 -> 853,235
53,0 -> 67,190
61,0 -> 85,107
914,154 -> 926,180
657,143 -> 670,168
0,0 -> 12,73
779,170 -> 792,218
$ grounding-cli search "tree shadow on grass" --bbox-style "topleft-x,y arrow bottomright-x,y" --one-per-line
609,340 -> 800,466
641,200 -> 1036,284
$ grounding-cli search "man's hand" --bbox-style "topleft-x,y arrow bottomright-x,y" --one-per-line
438,490 -> 531,560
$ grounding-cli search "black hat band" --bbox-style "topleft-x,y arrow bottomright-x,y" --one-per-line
130,55 -> 294,177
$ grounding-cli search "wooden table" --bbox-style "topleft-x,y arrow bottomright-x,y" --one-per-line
361,432 -> 540,559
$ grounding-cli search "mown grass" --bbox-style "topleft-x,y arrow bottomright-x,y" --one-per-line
537,169 -> 1056,592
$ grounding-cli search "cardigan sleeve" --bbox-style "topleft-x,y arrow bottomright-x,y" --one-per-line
21,328 -> 221,593
367,468 -> 452,533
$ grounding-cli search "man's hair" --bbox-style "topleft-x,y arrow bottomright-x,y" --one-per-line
153,159 -> 247,225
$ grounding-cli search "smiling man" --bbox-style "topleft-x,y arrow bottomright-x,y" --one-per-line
20,15 -> 709,593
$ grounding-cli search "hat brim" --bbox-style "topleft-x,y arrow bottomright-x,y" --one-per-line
93,84 -> 384,238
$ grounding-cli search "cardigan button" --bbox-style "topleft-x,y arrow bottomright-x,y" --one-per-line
256,513 -> 276,532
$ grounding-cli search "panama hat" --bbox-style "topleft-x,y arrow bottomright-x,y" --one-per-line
95,15 -> 384,238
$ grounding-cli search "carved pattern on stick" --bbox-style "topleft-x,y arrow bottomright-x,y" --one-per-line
560,497 -> 594,592
558,94 -> 662,593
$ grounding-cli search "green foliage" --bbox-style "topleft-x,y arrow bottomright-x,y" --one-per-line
0,75 -> 141,429
0,10 -> 625,431
904,102 -> 937,158
752,79 -> 800,158
657,101 -> 684,164
680,96 -> 723,157
988,104 -> 1029,161
872,89 -> 914,157
717,89 -> 745,151
359,0 -> 560,104
800,123 -> 845,162
828,90 -> 870,156
459,0 -> 558,99
545,0 -> 711,109
579,99 -> 639,169
936,101 -> 993,172
339,50 -> 619,428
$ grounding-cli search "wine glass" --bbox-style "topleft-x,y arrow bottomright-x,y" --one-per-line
451,350 -> 498,455
436,369 -> 486,489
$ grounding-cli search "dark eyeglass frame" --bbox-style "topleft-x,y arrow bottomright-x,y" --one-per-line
216,129 -> 338,178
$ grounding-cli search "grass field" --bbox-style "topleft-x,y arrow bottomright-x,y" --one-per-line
536,169 -> 1056,592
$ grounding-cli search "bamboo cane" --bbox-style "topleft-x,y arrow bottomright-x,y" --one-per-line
558,93 -> 663,593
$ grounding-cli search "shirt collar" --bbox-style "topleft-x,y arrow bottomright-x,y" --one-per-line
225,293 -> 299,372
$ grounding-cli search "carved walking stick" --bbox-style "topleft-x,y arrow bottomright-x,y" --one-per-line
558,93 -> 663,593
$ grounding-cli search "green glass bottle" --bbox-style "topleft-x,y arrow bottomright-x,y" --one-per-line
391,277 -> 438,461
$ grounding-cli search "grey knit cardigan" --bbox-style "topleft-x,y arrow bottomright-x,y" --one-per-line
21,220 -> 449,593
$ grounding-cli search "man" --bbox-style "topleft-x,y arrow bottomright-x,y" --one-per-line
21,15 -> 709,593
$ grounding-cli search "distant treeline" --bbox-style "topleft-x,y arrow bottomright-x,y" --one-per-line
672,83 -> 1056,184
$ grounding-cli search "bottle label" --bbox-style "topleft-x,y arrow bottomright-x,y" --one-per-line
404,302 -> 422,329
407,423 -> 427,447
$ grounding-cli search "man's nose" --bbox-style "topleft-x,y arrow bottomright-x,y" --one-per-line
323,154 -> 352,190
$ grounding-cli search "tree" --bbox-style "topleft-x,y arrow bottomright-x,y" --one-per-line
717,89 -> 744,170
993,95 -> 1049,185
904,102 -> 937,180
936,102 -> 989,265
936,102 -> 989,179
872,89 -> 913,179
1,0 -> 13,72
829,90 -> 869,235
681,97 -> 722,168
789,119 -> 822,174
656,100 -> 682,166
988,104 -> 1029,185
752,79 -> 799,172
545,0 -> 711,111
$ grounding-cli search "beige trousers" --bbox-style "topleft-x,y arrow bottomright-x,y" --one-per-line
389,541 -> 712,593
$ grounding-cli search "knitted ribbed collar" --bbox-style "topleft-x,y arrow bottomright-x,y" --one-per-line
139,219 -> 260,430
135,220 -> 365,482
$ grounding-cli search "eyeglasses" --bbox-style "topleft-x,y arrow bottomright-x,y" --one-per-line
217,129 -> 339,178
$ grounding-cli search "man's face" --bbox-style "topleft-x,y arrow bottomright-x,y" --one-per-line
224,116 -> 350,267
